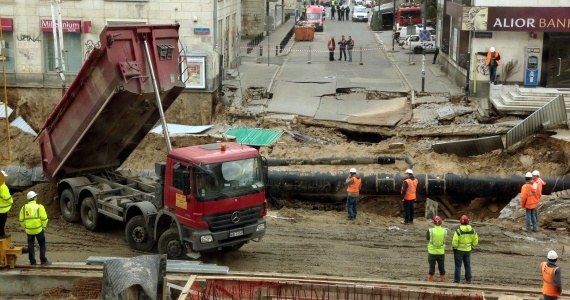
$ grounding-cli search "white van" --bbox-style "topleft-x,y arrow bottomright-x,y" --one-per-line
397,25 -> 435,45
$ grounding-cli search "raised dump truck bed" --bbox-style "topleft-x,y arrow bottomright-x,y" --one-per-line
39,24 -> 185,180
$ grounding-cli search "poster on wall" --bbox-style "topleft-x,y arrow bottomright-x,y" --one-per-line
182,56 -> 206,89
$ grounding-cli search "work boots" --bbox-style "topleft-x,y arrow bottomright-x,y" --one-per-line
440,275 -> 446,282
427,274 -> 434,282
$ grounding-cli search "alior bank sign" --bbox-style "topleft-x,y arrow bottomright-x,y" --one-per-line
461,7 -> 570,32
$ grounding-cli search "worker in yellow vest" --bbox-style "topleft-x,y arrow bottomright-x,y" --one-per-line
0,170 -> 13,239
345,168 -> 361,221
452,214 -> 478,284
426,215 -> 447,282
541,250 -> 562,300
19,191 -> 50,266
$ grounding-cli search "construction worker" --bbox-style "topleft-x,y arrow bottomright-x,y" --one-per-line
19,191 -> 50,266
345,168 -> 361,220
532,170 -> 546,198
520,172 -> 540,232
0,170 -> 13,239
401,169 -> 418,224
541,250 -> 562,300
426,215 -> 446,282
452,214 -> 478,284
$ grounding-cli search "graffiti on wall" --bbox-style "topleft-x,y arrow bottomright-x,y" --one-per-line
17,34 -> 41,42
84,39 -> 100,61
476,58 -> 489,75
16,37 -> 41,73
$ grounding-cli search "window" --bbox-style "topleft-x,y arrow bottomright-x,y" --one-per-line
0,31 -> 15,72
43,32 -> 82,73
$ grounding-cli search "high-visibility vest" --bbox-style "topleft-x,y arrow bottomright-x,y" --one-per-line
402,178 -> 418,200
19,200 -> 48,235
541,262 -> 561,297
485,50 -> 500,66
520,183 -> 540,209
347,177 -> 361,194
427,226 -> 447,255
452,225 -> 478,251
0,183 -> 12,214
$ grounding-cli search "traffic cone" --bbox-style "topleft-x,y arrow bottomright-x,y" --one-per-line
427,274 -> 434,282
440,275 -> 446,282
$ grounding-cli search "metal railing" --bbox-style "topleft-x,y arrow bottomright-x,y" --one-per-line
246,32 -> 265,54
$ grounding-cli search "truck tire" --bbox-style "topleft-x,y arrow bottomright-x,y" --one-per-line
80,197 -> 100,231
60,189 -> 80,222
125,215 -> 155,252
158,228 -> 184,259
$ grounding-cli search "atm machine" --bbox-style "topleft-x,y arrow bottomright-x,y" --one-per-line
524,47 -> 541,86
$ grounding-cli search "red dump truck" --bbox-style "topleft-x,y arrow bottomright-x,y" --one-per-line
38,24 -> 267,258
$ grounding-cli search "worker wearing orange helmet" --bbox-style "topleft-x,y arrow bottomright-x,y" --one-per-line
541,250 -> 562,300
452,214 -> 478,284
521,172 -> 540,232
345,168 -> 361,221
426,215 -> 447,282
401,169 -> 418,224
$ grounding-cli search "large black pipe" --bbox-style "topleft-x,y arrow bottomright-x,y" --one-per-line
267,156 -> 414,167
267,171 -> 570,199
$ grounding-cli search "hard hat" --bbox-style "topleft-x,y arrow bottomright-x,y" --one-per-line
433,215 -> 443,225
490,46 -> 495,52
405,169 -> 413,174
0,171 -> 7,177
26,191 -> 37,201
349,168 -> 357,173
460,214 -> 470,225
532,170 -> 540,176
547,250 -> 558,260
525,172 -> 532,178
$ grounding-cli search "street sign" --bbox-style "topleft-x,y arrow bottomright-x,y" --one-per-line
419,30 -> 431,42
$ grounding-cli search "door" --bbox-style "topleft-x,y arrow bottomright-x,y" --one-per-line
545,33 -> 570,87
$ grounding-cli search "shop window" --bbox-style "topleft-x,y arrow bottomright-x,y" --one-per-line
43,32 -> 82,73
0,32 -> 15,72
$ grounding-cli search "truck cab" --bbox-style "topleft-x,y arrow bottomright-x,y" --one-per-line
156,142 -> 267,257
305,5 -> 324,32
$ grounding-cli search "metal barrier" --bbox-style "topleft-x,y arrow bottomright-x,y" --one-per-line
279,26 -> 295,54
246,32 -> 265,54
506,95 -> 567,149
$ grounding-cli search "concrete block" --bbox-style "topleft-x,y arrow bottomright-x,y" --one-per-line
436,105 -> 455,120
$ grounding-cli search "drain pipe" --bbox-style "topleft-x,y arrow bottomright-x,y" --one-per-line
267,155 -> 415,167
268,171 -> 570,199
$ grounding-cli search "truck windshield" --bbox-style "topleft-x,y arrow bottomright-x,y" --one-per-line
195,158 -> 264,201
306,13 -> 322,20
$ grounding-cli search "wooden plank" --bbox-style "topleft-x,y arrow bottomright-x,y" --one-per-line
178,275 -> 197,300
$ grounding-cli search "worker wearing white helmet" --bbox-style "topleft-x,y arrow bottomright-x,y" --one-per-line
532,170 -> 546,199
345,167 -> 361,221
0,170 -> 13,239
401,168 -> 418,224
19,191 -> 51,265
520,172 -> 539,232
540,250 -> 562,300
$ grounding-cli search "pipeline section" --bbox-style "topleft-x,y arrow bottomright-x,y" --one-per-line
267,171 -> 570,199
266,156 -> 415,167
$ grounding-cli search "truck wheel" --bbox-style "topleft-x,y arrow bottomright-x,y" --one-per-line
60,189 -> 80,222
158,228 -> 184,259
80,197 -> 100,231
125,215 -> 155,252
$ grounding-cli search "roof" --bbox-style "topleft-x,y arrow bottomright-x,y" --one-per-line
225,127 -> 283,147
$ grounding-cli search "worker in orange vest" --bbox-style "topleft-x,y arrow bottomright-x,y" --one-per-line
520,172 -> 540,232
401,169 -> 418,224
541,250 -> 562,300
345,168 -> 361,221
532,170 -> 546,199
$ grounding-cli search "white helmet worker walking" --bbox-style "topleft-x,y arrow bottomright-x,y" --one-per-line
27,191 -> 38,201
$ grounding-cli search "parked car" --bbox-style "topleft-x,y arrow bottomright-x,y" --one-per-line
397,25 -> 435,45
400,34 -> 437,53
352,6 -> 368,22
354,0 -> 364,5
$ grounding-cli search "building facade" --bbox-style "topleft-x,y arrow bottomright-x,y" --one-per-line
0,0 -> 242,100
439,0 -> 570,97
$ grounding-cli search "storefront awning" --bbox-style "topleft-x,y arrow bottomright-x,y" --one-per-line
0,18 -> 13,31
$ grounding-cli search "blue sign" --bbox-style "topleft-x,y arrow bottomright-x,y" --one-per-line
193,28 -> 210,35
419,30 -> 431,41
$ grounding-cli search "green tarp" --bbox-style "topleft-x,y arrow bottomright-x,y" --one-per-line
225,128 -> 283,146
